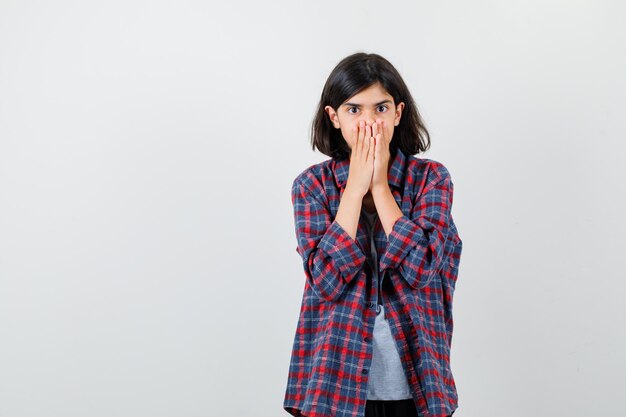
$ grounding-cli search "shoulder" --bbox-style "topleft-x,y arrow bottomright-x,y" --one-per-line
291,158 -> 334,197
404,155 -> 454,189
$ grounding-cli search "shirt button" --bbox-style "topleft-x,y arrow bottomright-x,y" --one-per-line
362,369 -> 368,375
364,336 -> 370,342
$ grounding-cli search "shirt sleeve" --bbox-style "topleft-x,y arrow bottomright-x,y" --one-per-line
292,179 -> 367,302
379,165 -> 456,290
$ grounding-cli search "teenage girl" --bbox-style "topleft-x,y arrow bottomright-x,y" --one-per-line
284,52 -> 460,417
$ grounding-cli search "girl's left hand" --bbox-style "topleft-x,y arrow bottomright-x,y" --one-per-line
370,118 -> 391,192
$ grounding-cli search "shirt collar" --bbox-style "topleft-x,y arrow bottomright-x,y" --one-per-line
332,147 -> 407,190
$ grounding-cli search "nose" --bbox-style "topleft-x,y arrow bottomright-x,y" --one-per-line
360,111 -> 376,126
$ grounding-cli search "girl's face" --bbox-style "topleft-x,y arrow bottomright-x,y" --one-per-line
325,82 -> 404,151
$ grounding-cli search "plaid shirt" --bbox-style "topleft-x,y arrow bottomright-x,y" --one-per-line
283,148 -> 463,417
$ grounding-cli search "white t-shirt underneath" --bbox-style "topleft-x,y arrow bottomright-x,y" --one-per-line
362,208 -> 413,400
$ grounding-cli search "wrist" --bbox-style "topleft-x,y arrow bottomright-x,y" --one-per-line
342,185 -> 366,201
371,182 -> 390,197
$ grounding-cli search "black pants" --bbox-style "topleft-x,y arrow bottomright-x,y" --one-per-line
364,399 -> 453,417
364,399 -> 418,417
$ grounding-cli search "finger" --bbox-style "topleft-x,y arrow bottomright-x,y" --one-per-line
352,122 -> 359,159
351,125 -> 359,158
372,121 -> 378,139
358,120 -> 365,144
361,126 -> 368,149
365,123 -> 372,141
380,120 -> 387,144
358,122 -> 366,157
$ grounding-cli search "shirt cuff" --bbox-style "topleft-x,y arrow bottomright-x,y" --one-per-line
380,215 -> 429,272
318,219 -> 367,280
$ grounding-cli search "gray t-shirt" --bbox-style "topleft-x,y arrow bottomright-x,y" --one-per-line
362,208 -> 413,400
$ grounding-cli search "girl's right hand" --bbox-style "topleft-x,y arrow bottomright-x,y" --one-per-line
345,120 -> 375,197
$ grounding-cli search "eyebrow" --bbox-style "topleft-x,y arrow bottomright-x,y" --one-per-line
342,99 -> 393,108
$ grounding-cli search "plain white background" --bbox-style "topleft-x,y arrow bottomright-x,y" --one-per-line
1,1 -> 624,416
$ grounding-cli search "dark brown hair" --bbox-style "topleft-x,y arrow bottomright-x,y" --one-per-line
311,52 -> 431,160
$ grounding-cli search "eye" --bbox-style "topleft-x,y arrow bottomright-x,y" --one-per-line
347,106 -> 359,114
377,105 -> 388,112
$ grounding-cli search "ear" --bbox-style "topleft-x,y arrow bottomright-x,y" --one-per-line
324,105 -> 340,128
394,102 -> 405,126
